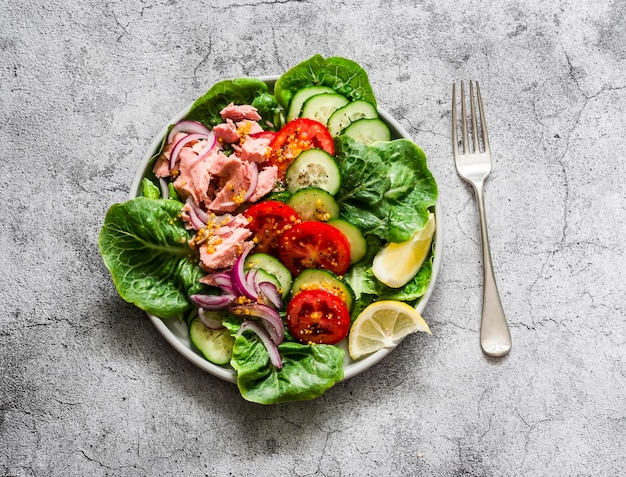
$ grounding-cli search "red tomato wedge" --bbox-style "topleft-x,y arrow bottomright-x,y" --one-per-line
286,289 -> 351,345
268,118 -> 335,178
243,201 -> 300,255
278,221 -> 351,276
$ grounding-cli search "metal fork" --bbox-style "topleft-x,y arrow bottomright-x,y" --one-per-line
452,81 -> 512,357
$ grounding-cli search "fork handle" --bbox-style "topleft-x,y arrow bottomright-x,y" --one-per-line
473,182 -> 512,357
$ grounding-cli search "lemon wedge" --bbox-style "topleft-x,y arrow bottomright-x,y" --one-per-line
348,300 -> 431,360
372,213 -> 436,288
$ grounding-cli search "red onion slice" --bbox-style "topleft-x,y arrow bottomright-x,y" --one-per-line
237,320 -> 283,369
186,198 -> 210,224
195,131 -> 217,161
186,204 -> 206,231
231,247 -> 257,299
245,269 -> 259,295
169,133 -> 208,170
243,161 -> 259,202
210,271 -> 236,295
258,281 -> 282,309
198,308 -> 225,330
229,304 -> 284,344
190,293 -> 236,310
167,119 -> 211,144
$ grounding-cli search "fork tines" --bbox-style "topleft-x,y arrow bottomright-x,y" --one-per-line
452,81 -> 490,156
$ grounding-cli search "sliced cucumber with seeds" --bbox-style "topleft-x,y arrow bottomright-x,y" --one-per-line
327,100 -> 379,137
328,219 -> 367,264
287,86 -> 335,122
300,93 -> 350,125
189,315 -> 235,365
246,253 -> 292,298
342,118 -> 391,145
287,188 -> 340,222
291,269 -> 354,311
285,148 -> 341,194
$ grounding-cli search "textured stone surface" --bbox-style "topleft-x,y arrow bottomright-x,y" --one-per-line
1,0 -> 625,475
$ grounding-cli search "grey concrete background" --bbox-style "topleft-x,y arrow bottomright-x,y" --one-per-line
2,0 -> 625,475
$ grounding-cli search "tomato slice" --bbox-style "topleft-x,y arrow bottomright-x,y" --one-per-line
268,118 -> 335,178
243,201 -> 300,255
286,289 -> 350,345
278,221 -> 351,276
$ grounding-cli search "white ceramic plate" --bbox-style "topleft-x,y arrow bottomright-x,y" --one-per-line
129,76 -> 443,384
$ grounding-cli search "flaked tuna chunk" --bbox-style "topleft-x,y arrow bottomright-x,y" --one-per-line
247,165 -> 278,203
235,120 -> 264,137
213,118 -> 240,144
238,135 -> 272,163
220,103 -> 261,122
172,147 -> 219,206
206,155 -> 250,212
198,228 -> 254,272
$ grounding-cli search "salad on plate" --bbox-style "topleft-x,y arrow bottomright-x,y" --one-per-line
98,55 -> 439,404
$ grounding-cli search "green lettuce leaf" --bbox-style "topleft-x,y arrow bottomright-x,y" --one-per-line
274,54 -> 377,109
98,197 -> 205,318
335,136 -> 438,243
231,335 -> 345,405
344,240 -> 435,313
141,177 -> 161,199
185,77 -> 280,128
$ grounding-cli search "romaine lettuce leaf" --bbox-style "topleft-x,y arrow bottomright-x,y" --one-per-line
140,177 -> 161,199
274,54 -> 377,109
98,197 -> 206,318
185,77 -> 281,129
335,136 -> 438,243
347,254 -> 434,301
231,335 -> 345,405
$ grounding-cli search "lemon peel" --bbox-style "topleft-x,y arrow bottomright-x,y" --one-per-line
372,213 -> 436,288
348,300 -> 431,360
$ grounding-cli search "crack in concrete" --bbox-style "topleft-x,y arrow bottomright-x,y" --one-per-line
193,37 -> 214,90
213,0 -> 314,9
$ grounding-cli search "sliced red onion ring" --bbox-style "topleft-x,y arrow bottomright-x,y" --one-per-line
195,131 -> 217,161
210,271 -> 236,295
167,119 -> 211,144
190,293 -> 236,310
237,320 -> 283,369
186,198 -> 210,224
169,133 -> 208,170
245,269 -> 259,295
243,161 -> 259,202
198,308 -> 225,330
186,204 -> 206,231
258,281 -> 282,309
231,247 -> 257,299
229,303 -> 284,344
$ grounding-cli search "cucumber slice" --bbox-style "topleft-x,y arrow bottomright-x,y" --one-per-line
287,86 -> 335,122
342,118 -> 391,145
189,315 -> 235,365
285,149 -> 341,194
265,190 -> 292,204
287,188 -> 340,222
254,268 -> 282,290
300,93 -> 350,126
245,253 -> 292,298
327,100 -> 379,137
291,269 -> 354,310
328,219 -> 367,264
